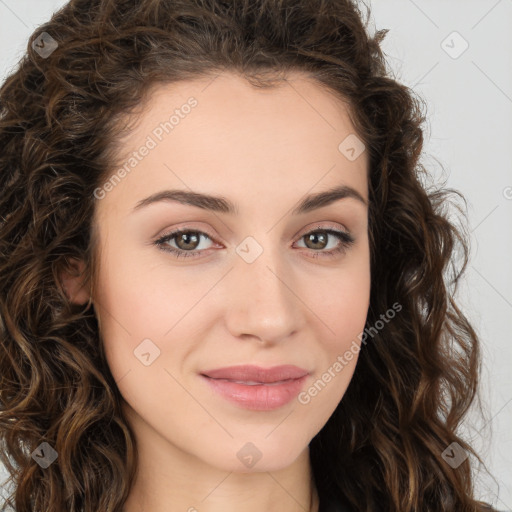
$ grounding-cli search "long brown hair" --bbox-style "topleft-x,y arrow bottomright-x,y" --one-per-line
0,0 -> 498,510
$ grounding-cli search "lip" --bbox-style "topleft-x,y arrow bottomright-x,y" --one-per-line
201,364 -> 309,382
200,365 -> 309,411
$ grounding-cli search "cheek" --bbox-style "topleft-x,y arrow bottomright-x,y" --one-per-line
94,246 -> 211,384
96,248 -> 183,335
303,253 -> 370,407
296,266 -> 369,421
313,253 -> 371,346
93,249 -> 171,378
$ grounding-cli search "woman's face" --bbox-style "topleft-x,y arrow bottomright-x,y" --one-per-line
88,71 -> 370,473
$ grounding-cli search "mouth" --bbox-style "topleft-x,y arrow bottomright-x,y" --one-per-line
206,378 -> 298,386
199,365 -> 309,411
200,364 -> 309,383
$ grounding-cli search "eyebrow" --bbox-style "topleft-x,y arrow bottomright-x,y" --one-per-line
131,184 -> 367,216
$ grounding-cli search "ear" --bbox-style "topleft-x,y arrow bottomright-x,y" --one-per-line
59,257 -> 90,305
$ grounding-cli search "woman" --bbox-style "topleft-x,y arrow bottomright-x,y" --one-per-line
0,0 -> 499,511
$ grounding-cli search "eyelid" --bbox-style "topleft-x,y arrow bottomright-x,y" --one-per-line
294,221 -> 349,239
154,221 -> 350,245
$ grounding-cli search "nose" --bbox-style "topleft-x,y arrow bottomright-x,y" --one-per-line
223,242 -> 306,345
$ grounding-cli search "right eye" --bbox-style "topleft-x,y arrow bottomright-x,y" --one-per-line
154,229 -> 215,258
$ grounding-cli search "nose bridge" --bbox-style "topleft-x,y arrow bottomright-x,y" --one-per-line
224,236 -> 303,342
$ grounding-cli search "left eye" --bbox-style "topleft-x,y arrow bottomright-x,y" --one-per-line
154,227 -> 355,259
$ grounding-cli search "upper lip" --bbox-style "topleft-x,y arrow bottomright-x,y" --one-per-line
201,365 -> 309,383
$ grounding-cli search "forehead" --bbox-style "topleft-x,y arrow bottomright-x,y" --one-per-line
96,71 -> 368,221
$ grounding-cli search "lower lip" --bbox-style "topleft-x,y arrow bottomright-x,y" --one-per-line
201,374 -> 308,411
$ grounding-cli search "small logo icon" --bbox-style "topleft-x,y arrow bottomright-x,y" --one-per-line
441,441 -> 468,468
32,32 -> 58,59
236,236 -> 263,264
441,31 -> 469,59
237,441 -> 263,468
134,338 -> 161,366
31,442 -> 58,469
338,134 -> 366,161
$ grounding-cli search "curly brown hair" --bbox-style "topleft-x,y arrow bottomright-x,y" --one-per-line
0,0 -> 499,511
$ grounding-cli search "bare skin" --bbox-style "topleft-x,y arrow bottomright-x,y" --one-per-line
63,71 -> 370,512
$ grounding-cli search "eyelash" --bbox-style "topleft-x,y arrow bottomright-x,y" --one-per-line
154,225 -> 355,260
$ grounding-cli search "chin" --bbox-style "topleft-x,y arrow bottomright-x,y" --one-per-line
198,435 -> 308,474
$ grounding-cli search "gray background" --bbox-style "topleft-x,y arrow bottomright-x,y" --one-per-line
0,0 -> 510,509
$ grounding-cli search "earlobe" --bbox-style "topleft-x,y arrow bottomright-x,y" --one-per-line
59,257 -> 90,305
